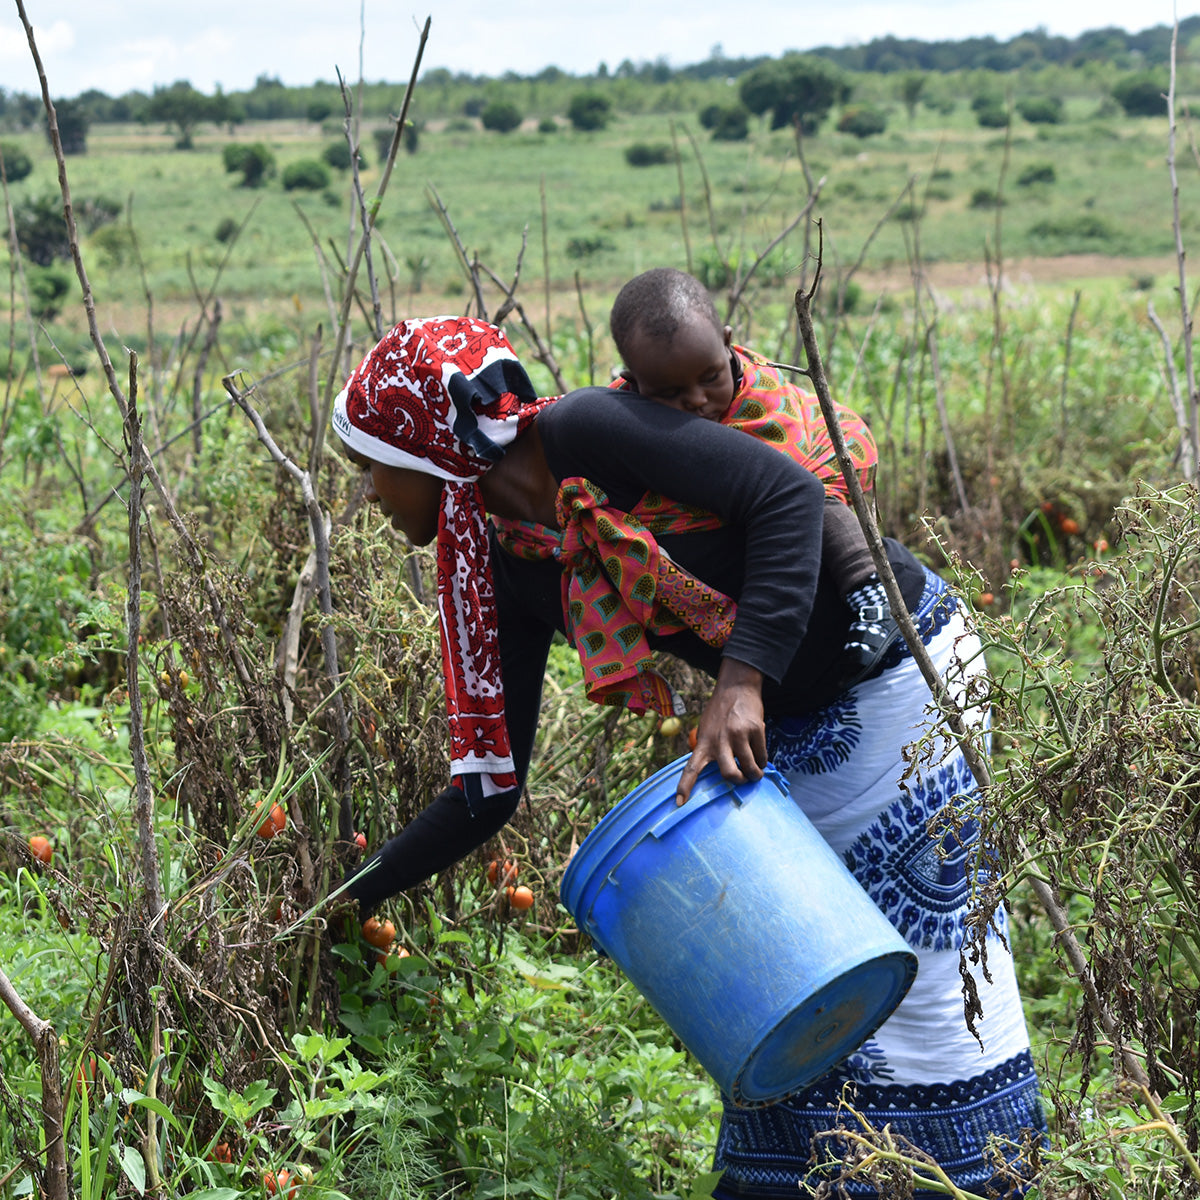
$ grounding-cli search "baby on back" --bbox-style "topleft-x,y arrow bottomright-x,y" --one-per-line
609,267 -> 901,689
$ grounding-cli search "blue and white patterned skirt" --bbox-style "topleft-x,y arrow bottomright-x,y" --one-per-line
712,569 -> 1046,1199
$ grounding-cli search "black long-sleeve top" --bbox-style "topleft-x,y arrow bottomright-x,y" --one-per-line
492,387 -> 927,785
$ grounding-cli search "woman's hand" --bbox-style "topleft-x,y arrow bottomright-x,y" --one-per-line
675,657 -> 766,805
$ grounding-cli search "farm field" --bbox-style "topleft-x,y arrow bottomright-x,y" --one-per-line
3,47 -> 1200,1200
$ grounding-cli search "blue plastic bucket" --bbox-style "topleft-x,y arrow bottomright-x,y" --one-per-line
561,757 -> 917,1106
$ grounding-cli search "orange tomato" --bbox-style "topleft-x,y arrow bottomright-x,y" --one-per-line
974,592 -> 995,609
74,1055 -> 97,1095
687,726 -> 698,751
210,1141 -> 232,1163
508,885 -> 535,911
28,835 -> 52,864
256,803 -> 287,839
1059,517 -> 1080,536
487,857 -> 518,887
362,917 -> 396,949
1094,537 -> 1109,553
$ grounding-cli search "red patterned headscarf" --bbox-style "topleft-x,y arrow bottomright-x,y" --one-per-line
333,317 -> 554,800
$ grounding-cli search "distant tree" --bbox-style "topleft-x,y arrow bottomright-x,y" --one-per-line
567,92 -> 613,132
0,142 -> 33,183
12,192 -> 115,265
50,98 -> 89,155
28,265 -> 71,320
738,55 -> 851,133
481,100 -> 523,133
14,194 -> 69,264
699,104 -> 723,130
1112,73 -> 1168,117
306,99 -> 334,123
837,105 -> 888,138
282,159 -> 331,191
1016,95 -> 1064,124
462,95 -> 486,118
897,72 -> 927,124
222,142 -> 276,188
146,81 -> 229,148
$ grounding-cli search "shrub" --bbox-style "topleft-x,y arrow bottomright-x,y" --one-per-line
282,158 -> 332,191
1112,73 -> 1168,117
1029,213 -> 1115,240
624,142 -> 674,167
699,104 -> 723,130
709,106 -> 750,142
1017,162 -> 1056,186
837,105 -> 888,138
975,103 -> 1010,128
1016,95 -> 1063,125
215,216 -> 239,244
462,95 -> 486,117
567,92 -> 612,132
222,142 -> 275,187
538,117 -> 558,134
0,142 -> 33,183
565,234 -> 613,259
970,187 -> 1004,209
481,101 -> 523,134
322,140 -> 367,170
306,99 -> 333,123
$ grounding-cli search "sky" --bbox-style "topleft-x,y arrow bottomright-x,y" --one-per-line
3,0 -> 1200,99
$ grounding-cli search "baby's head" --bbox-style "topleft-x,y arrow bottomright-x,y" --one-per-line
610,268 -> 735,421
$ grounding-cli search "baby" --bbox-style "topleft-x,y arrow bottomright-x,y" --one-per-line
609,267 -> 901,689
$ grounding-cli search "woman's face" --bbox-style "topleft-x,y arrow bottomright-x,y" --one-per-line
346,449 -> 443,545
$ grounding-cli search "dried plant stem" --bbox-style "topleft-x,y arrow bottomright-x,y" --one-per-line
792,268 -> 1155,1097
1166,22 -> 1200,483
125,352 -> 166,926
0,965 -> 68,1200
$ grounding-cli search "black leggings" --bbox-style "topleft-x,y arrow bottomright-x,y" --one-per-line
347,784 -> 521,909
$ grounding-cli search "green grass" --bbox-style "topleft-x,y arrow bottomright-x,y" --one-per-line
0,94 -> 1192,347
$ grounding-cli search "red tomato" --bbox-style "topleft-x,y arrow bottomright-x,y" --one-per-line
974,592 -> 995,609
28,835 -> 52,864
263,1169 -> 297,1198
353,830 -> 368,851
1059,517 -> 1080,536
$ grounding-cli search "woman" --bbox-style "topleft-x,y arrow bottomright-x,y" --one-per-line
333,315 -> 1045,1197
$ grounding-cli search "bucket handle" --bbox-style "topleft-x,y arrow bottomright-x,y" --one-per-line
647,767 -> 789,840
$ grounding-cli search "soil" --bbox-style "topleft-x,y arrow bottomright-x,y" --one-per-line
860,253 -> 1178,296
